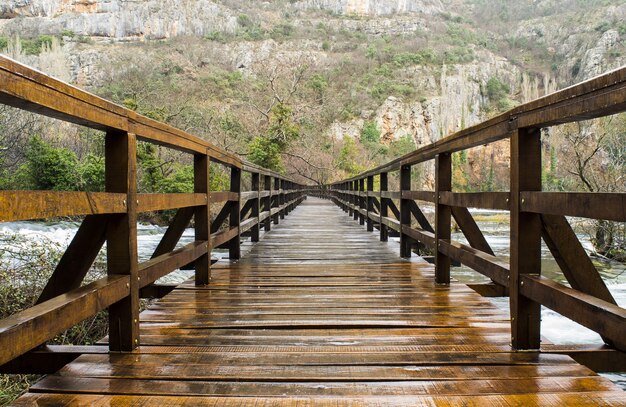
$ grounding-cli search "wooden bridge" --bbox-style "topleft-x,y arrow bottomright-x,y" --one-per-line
0,56 -> 625,405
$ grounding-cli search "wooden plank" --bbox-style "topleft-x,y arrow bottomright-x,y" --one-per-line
402,190 -> 435,202
435,153 -> 451,284
151,207 -> 194,258
541,214 -> 615,304
194,154 -> 211,286
0,275 -> 129,366
0,55 -> 128,131
440,192 -> 510,210
520,275 -> 626,352
13,393 -> 626,406
0,191 -> 126,221
521,192 -> 626,221
241,191 -> 259,201
467,283 -> 509,297
137,193 -> 206,212
0,345 -> 107,374
210,201 -> 232,234
240,217 -> 258,233
509,127 -> 541,350
438,240 -> 509,287
211,191 -> 239,203
400,165 -> 412,258
37,214 -> 108,304
408,200 -> 435,233
402,225 -> 436,249
139,241 -> 208,287
211,227 -> 239,249
129,112 -> 209,155
139,284 -> 177,299
380,173 -> 389,242
451,207 -> 494,255
542,344 -> 626,373
105,130 -> 139,351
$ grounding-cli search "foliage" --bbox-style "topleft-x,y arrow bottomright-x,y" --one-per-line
24,136 -> 79,190
78,154 -> 105,192
267,103 -> 300,147
248,135 -> 284,172
388,135 -> 416,158
483,77 -> 513,112
337,137 -> 365,176
360,121 -> 381,145
20,35 -> 54,55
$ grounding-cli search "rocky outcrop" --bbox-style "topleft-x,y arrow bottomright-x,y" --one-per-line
0,0 -> 238,41
295,0 -> 444,16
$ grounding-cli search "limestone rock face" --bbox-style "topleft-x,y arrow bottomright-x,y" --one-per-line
294,0 -> 444,16
0,0 -> 238,40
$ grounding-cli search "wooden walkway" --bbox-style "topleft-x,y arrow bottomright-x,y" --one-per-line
14,198 -> 626,405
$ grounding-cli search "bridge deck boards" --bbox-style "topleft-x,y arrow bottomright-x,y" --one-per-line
14,198 -> 625,405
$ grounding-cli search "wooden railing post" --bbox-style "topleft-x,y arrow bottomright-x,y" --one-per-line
105,130 -> 139,351
400,165 -> 412,258
510,126 -> 542,350
380,172 -> 388,242
358,178 -> 365,226
251,172 -> 260,242
366,175 -> 374,232
280,179 -> 285,220
273,177 -> 280,225
264,175 -> 271,231
348,182 -> 354,217
229,166 -> 241,260
435,153 -> 451,284
194,153 -> 210,285
353,180 -> 359,221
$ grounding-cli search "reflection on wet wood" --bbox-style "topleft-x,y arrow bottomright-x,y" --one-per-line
19,199 -> 625,405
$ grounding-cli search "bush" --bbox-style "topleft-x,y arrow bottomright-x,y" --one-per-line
25,136 -> 79,191
248,136 -> 284,172
21,35 -> 54,56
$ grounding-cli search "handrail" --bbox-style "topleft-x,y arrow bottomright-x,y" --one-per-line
0,56 -> 309,366
323,66 -> 626,353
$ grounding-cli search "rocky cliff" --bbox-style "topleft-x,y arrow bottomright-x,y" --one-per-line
0,0 -> 238,40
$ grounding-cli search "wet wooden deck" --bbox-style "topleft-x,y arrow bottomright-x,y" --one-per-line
14,198 -> 626,405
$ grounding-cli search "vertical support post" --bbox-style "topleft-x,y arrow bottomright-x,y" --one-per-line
105,131 -> 139,351
510,127 -> 542,350
380,172 -> 388,242
353,180 -> 359,221
273,177 -> 280,225
358,178 -> 365,226
194,153 -> 210,286
400,165 -> 412,258
279,179 -> 285,220
264,175 -> 271,231
348,182 -> 354,217
366,175 -> 374,232
228,166 -> 241,260
435,153 -> 452,284
251,172 -> 260,242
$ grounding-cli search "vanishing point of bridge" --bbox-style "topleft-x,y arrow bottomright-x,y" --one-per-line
0,57 -> 625,405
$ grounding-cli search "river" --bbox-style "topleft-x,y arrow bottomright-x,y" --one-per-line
0,214 -> 624,388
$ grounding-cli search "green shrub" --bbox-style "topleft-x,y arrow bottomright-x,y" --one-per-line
248,136 -> 284,172
21,35 -> 54,55
25,136 -> 79,190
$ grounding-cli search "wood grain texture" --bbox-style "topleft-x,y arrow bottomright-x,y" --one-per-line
17,198 -> 624,405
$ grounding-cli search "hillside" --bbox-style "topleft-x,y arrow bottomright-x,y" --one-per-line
0,0 -> 624,189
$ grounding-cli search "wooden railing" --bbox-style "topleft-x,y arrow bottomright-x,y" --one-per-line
324,67 -> 626,353
0,56 -> 307,367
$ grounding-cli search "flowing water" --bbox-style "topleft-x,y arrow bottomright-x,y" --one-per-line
0,215 -> 624,387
